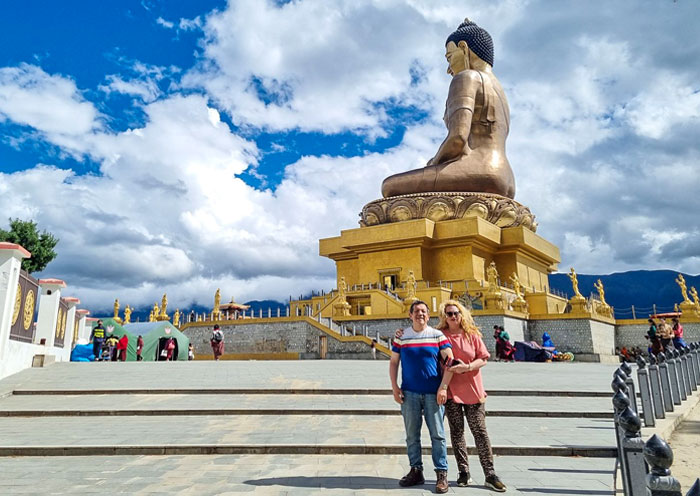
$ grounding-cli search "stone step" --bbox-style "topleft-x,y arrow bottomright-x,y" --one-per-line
0,393 -> 614,418
0,453 -> 617,495
10,387 -> 615,397
0,415 -> 616,456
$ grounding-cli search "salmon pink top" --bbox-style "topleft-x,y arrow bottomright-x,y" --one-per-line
445,330 -> 490,405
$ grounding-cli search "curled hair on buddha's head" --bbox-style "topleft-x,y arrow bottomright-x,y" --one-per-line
446,18 -> 494,67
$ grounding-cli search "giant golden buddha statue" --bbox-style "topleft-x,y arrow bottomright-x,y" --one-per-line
362,19 -> 534,230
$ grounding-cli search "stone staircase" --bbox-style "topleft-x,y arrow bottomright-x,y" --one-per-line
0,360 -> 619,494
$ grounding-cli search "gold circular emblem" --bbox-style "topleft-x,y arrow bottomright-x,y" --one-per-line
73,319 -> 79,343
12,283 -> 22,326
23,290 -> 35,331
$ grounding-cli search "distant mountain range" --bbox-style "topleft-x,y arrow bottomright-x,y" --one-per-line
548,270 -> 700,318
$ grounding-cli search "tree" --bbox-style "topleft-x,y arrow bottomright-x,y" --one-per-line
0,219 -> 59,273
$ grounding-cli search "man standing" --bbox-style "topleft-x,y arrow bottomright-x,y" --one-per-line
390,300 -> 454,494
210,324 -> 224,361
90,320 -> 106,361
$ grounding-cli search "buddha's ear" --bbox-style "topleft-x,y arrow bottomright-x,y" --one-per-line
457,40 -> 469,52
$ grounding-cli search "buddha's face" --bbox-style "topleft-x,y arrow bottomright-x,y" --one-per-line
445,40 -> 469,76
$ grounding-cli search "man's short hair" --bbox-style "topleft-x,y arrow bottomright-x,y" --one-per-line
409,300 -> 429,314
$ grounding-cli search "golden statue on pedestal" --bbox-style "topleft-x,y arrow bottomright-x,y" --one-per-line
123,305 -> 132,324
148,310 -> 154,322
160,294 -> 168,318
483,261 -> 504,310
173,309 -> 180,327
509,273 -> 527,313
152,302 -> 160,320
593,279 -> 612,317
333,276 -> 351,317
360,19 -> 534,230
568,268 -> 583,300
213,288 -> 221,320
113,299 -> 120,319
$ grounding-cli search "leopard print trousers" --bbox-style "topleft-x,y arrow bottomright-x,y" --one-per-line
444,400 -> 495,476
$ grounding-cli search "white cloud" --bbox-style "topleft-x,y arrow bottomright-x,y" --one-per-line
99,75 -> 161,102
0,64 -> 100,138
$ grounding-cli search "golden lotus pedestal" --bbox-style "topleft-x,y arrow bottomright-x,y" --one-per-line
320,193 -> 561,317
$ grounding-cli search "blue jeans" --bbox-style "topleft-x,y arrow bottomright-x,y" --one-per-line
400,390 -> 448,472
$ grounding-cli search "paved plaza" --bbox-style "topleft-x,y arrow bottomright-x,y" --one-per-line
0,360 -> 622,495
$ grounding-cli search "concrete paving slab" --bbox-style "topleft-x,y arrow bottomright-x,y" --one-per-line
0,454 -> 615,495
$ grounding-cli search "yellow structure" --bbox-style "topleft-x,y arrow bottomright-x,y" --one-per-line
112,299 -> 123,324
676,274 -> 697,315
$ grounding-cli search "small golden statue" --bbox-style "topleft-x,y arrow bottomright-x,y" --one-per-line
593,279 -> 608,307
509,273 -> 522,299
486,262 -> 499,293
153,302 -> 160,319
113,299 -> 120,319
160,294 -> 168,318
382,18 -> 514,199
173,308 -> 180,327
334,276 -> 351,317
568,268 -> 583,299
690,287 -> 700,308
405,270 -> 417,300
148,310 -> 154,322
509,272 -> 527,313
213,288 -> 221,320
676,274 -> 691,303
123,305 -> 132,324
483,262 -> 504,310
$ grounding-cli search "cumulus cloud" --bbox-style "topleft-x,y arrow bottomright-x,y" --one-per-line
2,0 -> 700,314
0,64 -> 101,141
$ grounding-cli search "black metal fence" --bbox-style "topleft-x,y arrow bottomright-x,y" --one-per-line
613,344 -> 700,495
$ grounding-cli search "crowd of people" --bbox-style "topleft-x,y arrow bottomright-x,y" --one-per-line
645,316 -> 688,355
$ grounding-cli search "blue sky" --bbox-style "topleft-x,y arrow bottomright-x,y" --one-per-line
1,0 -> 699,313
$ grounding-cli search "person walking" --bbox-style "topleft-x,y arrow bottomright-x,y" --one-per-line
390,300 -> 454,494
90,320 -> 106,360
672,318 -> 687,349
646,318 -> 662,354
370,339 -> 377,360
439,300 -> 506,491
210,324 -> 224,361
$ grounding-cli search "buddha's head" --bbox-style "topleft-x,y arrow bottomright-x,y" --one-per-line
445,18 -> 494,75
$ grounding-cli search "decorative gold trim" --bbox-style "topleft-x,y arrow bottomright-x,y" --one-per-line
23,290 -> 35,331
12,283 -> 21,326
360,192 -> 536,231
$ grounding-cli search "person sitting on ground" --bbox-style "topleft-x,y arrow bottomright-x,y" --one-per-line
493,326 -> 514,361
541,331 -> 558,356
672,318 -> 687,350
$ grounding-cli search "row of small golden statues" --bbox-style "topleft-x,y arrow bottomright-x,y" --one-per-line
111,289 -> 226,327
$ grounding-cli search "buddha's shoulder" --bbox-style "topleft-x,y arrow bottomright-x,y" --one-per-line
449,70 -> 488,92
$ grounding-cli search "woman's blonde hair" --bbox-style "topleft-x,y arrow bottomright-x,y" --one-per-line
436,299 -> 482,337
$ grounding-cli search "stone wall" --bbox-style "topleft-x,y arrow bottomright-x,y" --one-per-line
182,319 -> 379,360
615,322 -> 700,350
527,318 -> 615,362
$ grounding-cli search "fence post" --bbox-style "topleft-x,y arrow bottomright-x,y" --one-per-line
636,357 -> 656,427
632,305 -> 636,320
649,354 -> 668,417
690,343 -> 700,386
618,404 -> 649,496
664,352 -> 683,405
686,479 -> 700,496
678,349 -> 692,396
671,350 -> 687,401
657,354 -> 675,411
612,382 -> 631,496
621,362 -> 637,414
644,434 -> 682,496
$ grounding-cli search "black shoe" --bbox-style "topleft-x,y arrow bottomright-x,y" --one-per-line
485,474 -> 507,492
399,467 -> 425,487
457,471 -> 473,487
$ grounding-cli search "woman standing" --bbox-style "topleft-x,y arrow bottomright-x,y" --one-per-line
438,300 -> 506,492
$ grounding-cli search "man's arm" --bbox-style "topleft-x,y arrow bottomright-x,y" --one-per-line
437,347 -> 455,405
389,352 -> 403,404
